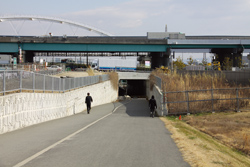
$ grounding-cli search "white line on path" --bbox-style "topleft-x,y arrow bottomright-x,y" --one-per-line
14,101 -> 130,167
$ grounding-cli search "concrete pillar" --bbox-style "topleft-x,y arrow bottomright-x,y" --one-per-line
232,53 -> 242,67
24,51 -> 35,63
151,52 -> 170,69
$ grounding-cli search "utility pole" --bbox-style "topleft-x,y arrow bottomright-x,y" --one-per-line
171,51 -> 175,72
87,52 -> 89,67
171,53 -> 173,72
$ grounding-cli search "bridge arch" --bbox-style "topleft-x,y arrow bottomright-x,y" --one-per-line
0,15 -> 112,36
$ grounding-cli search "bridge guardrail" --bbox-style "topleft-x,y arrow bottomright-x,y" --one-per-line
0,70 -> 109,95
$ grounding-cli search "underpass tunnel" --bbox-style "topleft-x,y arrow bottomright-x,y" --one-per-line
118,79 -> 147,98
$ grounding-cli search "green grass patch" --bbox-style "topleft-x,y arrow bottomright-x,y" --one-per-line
188,136 -> 197,140
166,116 -> 178,121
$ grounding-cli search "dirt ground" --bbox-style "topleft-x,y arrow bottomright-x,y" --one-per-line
160,111 -> 250,167
53,70 -> 104,78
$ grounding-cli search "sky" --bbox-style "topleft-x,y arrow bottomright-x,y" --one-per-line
1,0 -> 250,36
1,0 -> 250,62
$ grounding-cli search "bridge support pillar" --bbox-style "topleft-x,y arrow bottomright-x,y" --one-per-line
150,52 -> 170,69
24,51 -> 35,63
211,48 -> 243,70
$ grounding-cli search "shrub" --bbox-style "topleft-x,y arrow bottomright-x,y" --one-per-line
108,71 -> 118,90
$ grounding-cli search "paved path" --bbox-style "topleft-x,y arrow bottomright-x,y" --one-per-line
0,99 -> 190,167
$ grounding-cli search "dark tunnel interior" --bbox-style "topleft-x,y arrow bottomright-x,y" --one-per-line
119,80 -> 147,98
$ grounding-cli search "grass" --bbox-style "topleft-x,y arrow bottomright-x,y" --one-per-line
183,112 -> 250,156
86,68 -> 95,76
160,116 -> 250,167
107,71 -> 118,90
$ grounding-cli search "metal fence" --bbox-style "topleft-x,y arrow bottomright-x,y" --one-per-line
153,75 -> 250,114
164,87 -> 250,115
0,70 -> 109,95
0,64 -> 66,75
0,64 -> 47,71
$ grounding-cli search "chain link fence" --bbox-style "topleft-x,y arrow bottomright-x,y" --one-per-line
0,70 -> 109,95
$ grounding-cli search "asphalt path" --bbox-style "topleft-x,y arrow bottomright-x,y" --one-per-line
0,99 -> 190,167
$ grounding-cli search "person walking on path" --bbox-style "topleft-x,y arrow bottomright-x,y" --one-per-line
149,95 -> 157,118
85,93 -> 93,114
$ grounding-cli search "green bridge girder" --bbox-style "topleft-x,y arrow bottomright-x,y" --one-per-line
0,43 -> 19,53
21,43 -> 168,52
1,42 -> 250,53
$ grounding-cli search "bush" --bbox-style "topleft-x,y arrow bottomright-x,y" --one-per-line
108,71 -> 118,90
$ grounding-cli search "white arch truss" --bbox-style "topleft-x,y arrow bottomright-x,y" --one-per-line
0,15 -> 113,36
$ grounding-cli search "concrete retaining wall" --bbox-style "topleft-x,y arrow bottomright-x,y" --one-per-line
146,81 -> 168,116
0,80 -> 118,134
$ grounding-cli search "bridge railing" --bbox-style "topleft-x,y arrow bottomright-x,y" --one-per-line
0,70 -> 109,95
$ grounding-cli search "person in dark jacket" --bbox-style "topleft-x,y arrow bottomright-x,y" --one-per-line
85,93 -> 93,114
149,95 -> 157,117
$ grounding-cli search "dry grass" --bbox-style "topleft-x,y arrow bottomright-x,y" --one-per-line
53,71 -> 103,78
161,116 -> 250,167
107,71 -> 118,90
161,70 -> 229,91
183,112 -> 250,156
86,68 -> 95,76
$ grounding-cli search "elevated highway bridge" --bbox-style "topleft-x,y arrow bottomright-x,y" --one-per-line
1,34 -> 250,68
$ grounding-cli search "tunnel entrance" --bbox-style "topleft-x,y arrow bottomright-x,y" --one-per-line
118,79 -> 147,98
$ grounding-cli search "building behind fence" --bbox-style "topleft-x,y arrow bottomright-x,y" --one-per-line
0,70 -> 109,95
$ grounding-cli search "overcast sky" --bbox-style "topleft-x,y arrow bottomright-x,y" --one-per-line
1,0 -> 250,36
1,0 -> 250,62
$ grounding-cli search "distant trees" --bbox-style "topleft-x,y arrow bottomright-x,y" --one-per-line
173,57 -> 186,70
187,56 -> 194,65
222,57 -> 233,70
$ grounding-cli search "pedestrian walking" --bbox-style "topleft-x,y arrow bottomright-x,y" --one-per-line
149,95 -> 157,118
85,93 -> 93,114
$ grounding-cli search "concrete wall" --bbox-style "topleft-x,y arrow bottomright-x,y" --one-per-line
0,80 -> 118,134
147,32 -> 186,39
118,72 -> 150,80
146,81 -> 168,116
